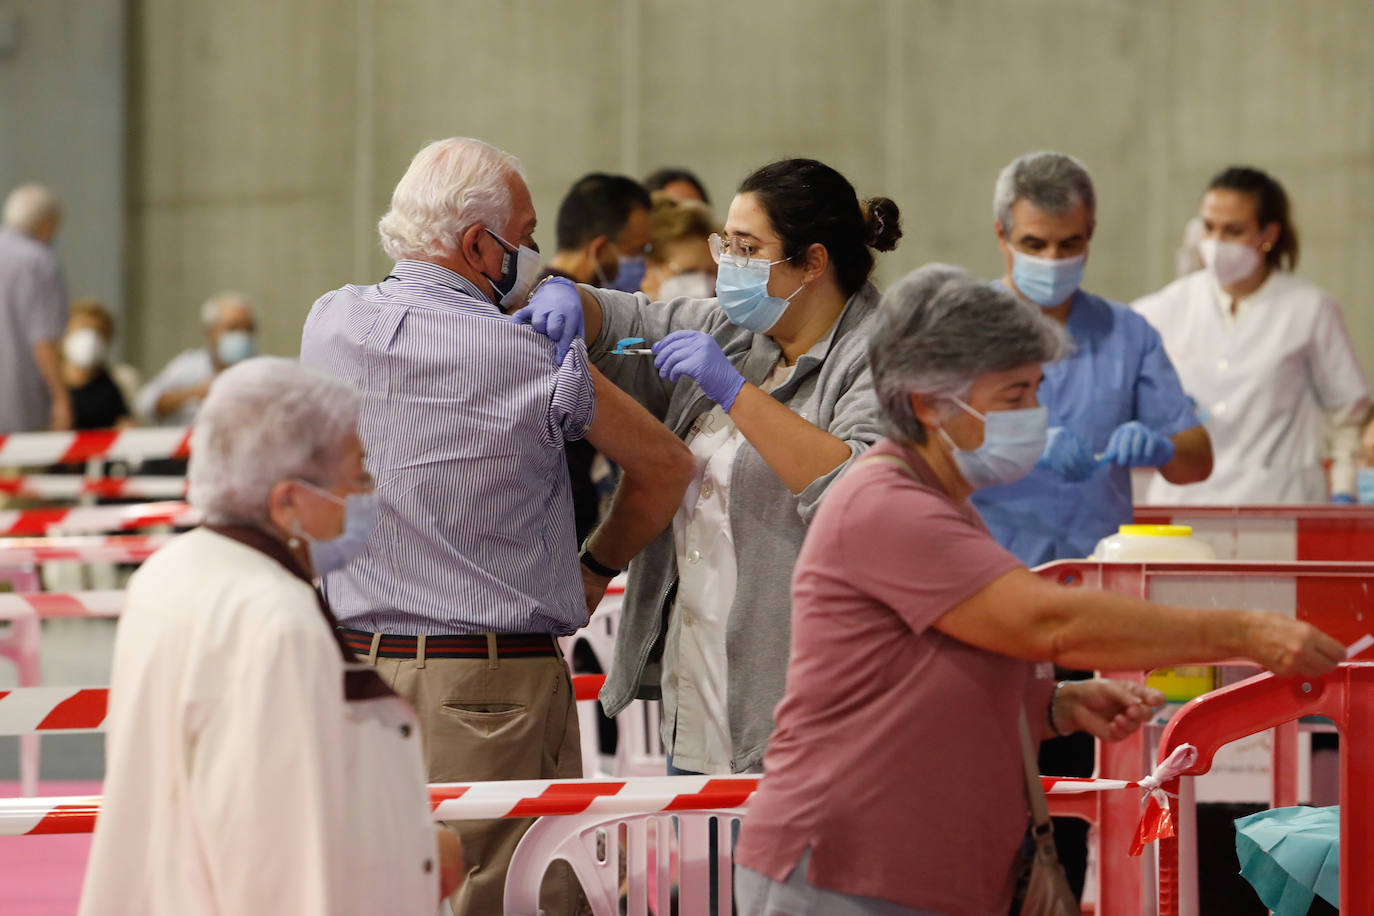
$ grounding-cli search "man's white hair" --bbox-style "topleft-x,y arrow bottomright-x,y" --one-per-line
200,290 -> 254,327
188,357 -> 362,527
2,184 -> 61,237
992,151 -> 1096,236
377,137 -> 525,261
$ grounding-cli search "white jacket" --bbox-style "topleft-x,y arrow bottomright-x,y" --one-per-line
1134,270 -> 1368,504
79,527 -> 437,915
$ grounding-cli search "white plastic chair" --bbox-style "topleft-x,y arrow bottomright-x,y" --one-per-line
504,807 -> 745,916
614,698 -> 667,777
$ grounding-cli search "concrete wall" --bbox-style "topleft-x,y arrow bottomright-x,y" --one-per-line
125,0 -> 1374,377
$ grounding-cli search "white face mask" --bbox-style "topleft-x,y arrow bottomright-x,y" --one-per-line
937,396 -> 1048,490
1198,238 -> 1262,287
657,271 -> 715,301
62,328 -> 107,370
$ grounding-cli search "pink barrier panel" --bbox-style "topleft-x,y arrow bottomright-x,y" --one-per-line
1032,558 -> 1374,916
1155,663 -> 1373,916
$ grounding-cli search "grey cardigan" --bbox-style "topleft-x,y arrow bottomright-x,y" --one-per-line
587,283 -> 883,772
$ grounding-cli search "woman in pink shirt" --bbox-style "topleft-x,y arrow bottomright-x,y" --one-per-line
734,265 -> 1346,916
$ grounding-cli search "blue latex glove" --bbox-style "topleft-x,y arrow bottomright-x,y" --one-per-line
1036,426 -> 1098,482
1331,493 -> 1356,504
1102,421 -> 1175,468
651,330 -> 746,411
509,276 -> 584,364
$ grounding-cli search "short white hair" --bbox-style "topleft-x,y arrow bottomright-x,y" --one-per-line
2,184 -> 61,236
377,137 -> 525,261
993,151 -> 1096,236
188,357 -> 362,526
200,290 -> 254,327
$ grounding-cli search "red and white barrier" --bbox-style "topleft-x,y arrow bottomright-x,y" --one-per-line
0,428 -> 191,467
0,501 -> 198,536
0,475 -> 188,501
0,590 -> 123,620
0,534 -> 171,565
0,687 -> 107,735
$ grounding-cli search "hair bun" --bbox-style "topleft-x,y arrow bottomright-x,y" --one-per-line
862,197 -> 903,252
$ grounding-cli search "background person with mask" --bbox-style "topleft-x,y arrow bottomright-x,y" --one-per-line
1134,165 -> 1369,504
0,183 -> 71,434
544,172 -> 653,294
971,151 -> 1212,898
136,290 -> 258,425
641,191 -> 717,302
60,298 -> 136,429
516,158 -> 899,779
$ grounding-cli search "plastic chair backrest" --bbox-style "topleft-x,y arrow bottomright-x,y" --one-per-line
1155,662 -> 1373,916
615,698 -> 667,777
504,807 -> 745,916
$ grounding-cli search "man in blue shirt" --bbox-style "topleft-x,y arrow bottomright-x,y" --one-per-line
971,151 -> 1214,900
972,151 -> 1213,567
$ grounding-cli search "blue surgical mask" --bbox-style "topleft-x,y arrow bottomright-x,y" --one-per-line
1011,250 -> 1086,308
1359,468 -> 1374,505
216,330 -> 256,366
293,481 -> 381,576
715,257 -> 804,334
938,396 -> 1048,489
609,255 -> 647,293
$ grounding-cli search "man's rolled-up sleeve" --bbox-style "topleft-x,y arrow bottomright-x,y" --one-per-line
548,338 -> 596,443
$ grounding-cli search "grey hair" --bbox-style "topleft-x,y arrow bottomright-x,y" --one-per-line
188,357 -> 362,526
870,264 -> 1068,443
378,137 -> 526,261
993,151 -> 1096,235
200,290 -> 254,327
2,184 -> 61,236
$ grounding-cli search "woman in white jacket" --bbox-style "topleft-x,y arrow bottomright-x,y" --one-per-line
80,358 -> 461,916
1134,166 -> 1369,504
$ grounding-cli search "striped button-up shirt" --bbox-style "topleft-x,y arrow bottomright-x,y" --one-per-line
299,260 -> 595,635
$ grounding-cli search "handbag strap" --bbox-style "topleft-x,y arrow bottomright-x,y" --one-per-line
1017,709 -> 1054,831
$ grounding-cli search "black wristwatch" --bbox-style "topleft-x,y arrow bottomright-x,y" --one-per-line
578,540 -> 622,578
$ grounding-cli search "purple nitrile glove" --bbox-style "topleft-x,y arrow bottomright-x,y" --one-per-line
651,330 -> 746,411
1036,426 -> 1098,482
509,276 -> 584,365
1102,421 -> 1175,468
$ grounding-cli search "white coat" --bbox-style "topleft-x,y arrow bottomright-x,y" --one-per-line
79,527 -> 438,916
1134,270 -> 1369,504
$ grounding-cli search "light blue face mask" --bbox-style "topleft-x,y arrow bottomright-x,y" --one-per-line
293,481 -> 381,576
608,255 -> 647,293
216,330 -> 257,366
1011,250 -> 1086,308
1359,468 -> 1374,505
938,396 -> 1049,490
714,257 -> 805,333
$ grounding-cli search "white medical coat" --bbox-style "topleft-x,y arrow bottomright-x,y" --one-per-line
79,527 -> 437,916
1134,270 -> 1369,504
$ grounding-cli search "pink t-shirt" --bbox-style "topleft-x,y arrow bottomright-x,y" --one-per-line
736,438 -> 1054,916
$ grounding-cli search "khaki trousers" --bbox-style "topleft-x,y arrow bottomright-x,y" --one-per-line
363,634 -> 583,915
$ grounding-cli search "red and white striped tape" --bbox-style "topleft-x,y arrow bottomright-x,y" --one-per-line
0,590 -> 123,620
0,767 -> 1190,837
0,475 -> 187,501
0,534 -> 171,565
0,428 -> 191,467
0,501 -> 198,536
0,687 -> 107,735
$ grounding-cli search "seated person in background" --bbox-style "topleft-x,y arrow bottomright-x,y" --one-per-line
644,166 -> 711,207
544,173 -> 653,294
80,357 -> 462,915
61,298 -> 138,429
136,290 -> 257,425
640,191 -> 717,301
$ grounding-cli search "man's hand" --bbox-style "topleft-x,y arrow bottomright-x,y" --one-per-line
510,276 -> 585,364
1054,679 -> 1165,742
435,826 -> 464,901
580,562 -> 613,615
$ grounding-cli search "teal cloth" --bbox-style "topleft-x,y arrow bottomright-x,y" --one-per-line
1234,806 -> 1339,914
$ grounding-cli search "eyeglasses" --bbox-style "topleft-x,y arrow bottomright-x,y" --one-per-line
708,232 -> 788,269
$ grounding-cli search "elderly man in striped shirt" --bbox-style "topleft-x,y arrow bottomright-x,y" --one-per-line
300,137 -> 693,915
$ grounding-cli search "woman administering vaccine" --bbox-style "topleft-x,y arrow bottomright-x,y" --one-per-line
1134,166 -> 1369,504
514,159 -> 900,775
